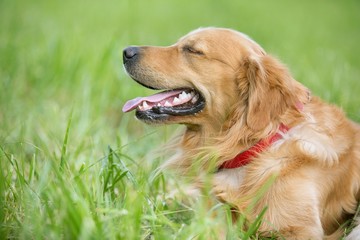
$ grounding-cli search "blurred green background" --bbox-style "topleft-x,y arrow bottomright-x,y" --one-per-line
1,0 -> 359,239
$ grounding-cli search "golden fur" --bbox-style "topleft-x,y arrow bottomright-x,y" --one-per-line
124,28 -> 360,239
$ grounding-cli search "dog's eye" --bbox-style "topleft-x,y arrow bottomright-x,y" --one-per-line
183,46 -> 204,55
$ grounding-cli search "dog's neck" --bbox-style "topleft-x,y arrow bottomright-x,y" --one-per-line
218,123 -> 289,170
175,121 -> 267,172
167,97 -> 308,174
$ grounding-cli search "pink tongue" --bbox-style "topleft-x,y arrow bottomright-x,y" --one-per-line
122,90 -> 183,112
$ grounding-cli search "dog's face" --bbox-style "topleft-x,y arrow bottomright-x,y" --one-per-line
123,28 -> 306,130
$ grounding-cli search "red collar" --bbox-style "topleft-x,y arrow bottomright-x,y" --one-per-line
218,124 -> 289,170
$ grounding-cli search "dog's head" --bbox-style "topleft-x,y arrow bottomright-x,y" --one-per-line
123,28 -> 308,132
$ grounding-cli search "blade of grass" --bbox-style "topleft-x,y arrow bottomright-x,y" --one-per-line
60,110 -> 73,171
0,153 -> 6,239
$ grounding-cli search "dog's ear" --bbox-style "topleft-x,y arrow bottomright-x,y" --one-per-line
241,55 -> 308,131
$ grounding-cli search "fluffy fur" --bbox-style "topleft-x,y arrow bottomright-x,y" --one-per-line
124,28 -> 360,239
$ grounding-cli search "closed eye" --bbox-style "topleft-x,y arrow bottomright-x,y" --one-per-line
183,46 -> 204,56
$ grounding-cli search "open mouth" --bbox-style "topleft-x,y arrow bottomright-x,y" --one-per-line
122,88 -> 205,122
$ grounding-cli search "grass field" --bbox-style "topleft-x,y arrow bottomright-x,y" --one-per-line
1,0 -> 360,239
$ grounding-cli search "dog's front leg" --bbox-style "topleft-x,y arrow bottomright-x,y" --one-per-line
235,177 -> 324,239
212,168 -> 246,204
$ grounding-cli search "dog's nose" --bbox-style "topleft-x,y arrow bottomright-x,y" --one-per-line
123,46 -> 139,62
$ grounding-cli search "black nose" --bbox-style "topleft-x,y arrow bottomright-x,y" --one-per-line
123,46 -> 139,62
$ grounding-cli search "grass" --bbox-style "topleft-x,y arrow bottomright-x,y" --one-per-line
1,0 -> 359,239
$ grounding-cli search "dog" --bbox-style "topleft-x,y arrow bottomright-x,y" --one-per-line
122,27 -> 360,239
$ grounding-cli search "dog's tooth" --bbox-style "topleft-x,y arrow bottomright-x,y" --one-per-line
190,91 -> 195,97
143,101 -> 150,110
179,93 -> 186,100
191,95 -> 199,103
180,91 -> 189,100
164,101 -> 171,107
173,97 -> 180,104
157,103 -> 161,107
186,93 -> 192,100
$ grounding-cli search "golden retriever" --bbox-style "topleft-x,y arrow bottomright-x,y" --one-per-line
122,27 -> 360,239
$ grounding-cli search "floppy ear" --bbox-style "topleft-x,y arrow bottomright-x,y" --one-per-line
242,54 -> 308,131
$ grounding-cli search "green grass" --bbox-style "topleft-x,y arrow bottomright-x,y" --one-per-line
1,0 -> 359,239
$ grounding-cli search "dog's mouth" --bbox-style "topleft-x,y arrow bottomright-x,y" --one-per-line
122,88 -> 205,122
